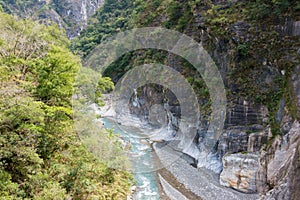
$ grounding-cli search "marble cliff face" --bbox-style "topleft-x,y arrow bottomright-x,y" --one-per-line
2,0 -> 104,38
124,11 -> 300,197
4,0 -> 299,198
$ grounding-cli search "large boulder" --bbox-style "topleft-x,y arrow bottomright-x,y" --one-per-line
220,153 -> 259,193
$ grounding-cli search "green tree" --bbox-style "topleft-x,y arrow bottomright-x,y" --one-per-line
0,10 -> 132,199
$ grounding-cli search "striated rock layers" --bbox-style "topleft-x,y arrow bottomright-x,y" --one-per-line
2,0 -> 104,38
125,10 -> 300,198
49,0 -> 104,38
220,153 -> 259,193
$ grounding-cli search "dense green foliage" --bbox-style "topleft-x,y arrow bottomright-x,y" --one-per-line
0,11 -> 132,199
70,0 -> 134,57
0,0 -> 100,38
0,0 -> 43,17
0,0 -> 299,197
72,0 -> 299,136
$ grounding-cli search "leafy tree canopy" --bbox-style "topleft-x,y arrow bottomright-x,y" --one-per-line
0,10 -> 132,200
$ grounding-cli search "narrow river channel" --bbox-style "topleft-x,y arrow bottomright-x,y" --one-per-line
102,117 -> 161,200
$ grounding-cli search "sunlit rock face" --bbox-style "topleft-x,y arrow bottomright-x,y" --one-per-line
220,153 -> 259,193
1,0 -> 104,38
257,121 -> 300,200
50,0 -> 105,38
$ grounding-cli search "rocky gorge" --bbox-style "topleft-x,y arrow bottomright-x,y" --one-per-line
0,0 -> 104,38
77,0 -> 300,199
93,1 -> 300,198
2,0 -> 299,199
121,80 -> 299,199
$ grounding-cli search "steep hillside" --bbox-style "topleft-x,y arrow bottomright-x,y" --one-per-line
0,0 -> 104,38
0,7 -> 132,200
72,0 -> 300,199
1,0 -> 299,199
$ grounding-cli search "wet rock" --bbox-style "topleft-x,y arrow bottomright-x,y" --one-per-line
220,153 -> 259,193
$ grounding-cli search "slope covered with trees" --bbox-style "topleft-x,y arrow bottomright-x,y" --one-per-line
0,10 -> 132,199
0,0 -> 104,38
0,0 -> 299,199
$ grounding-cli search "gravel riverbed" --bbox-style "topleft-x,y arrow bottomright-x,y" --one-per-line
153,142 -> 259,200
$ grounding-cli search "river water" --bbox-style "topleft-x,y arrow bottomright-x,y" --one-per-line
102,117 -> 161,200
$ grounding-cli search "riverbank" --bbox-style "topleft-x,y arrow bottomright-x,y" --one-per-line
99,101 -> 258,199
151,143 -> 200,200
101,116 -> 201,200
157,168 -> 201,200
153,141 -> 259,200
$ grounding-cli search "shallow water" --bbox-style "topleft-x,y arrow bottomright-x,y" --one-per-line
102,117 -> 160,200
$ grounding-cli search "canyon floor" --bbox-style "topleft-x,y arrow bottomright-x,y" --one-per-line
154,142 -> 259,200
